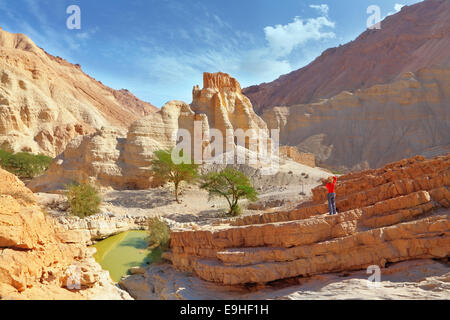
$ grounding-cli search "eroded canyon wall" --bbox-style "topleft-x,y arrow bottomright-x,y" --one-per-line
262,67 -> 450,171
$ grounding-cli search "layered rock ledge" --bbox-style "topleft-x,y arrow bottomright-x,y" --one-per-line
165,155 -> 450,285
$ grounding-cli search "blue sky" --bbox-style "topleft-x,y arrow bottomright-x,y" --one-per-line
0,0 -> 423,107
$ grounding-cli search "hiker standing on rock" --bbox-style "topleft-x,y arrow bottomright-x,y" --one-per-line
326,176 -> 338,215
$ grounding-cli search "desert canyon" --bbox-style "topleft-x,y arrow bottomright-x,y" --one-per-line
0,0 -> 449,301
247,0 -> 450,171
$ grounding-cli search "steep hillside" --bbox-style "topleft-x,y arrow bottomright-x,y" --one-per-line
244,0 -> 450,112
262,67 -> 450,170
0,27 -> 157,157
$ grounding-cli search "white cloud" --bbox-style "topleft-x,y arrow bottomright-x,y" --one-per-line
264,16 -> 335,57
133,5 -> 337,106
309,4 -> 329,16
394,3 -> 405,11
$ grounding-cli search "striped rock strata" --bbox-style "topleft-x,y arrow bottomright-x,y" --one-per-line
165,155 -> 450,285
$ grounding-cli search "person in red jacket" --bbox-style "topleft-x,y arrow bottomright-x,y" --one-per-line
326,176 -> 338,215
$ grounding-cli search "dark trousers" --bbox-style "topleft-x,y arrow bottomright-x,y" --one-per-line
327,193 -> 337,215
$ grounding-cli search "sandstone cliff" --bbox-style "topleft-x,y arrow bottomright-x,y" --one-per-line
191,72 -> 269,152
0,27 -> 157,157
0,168 -> 130,299
262,67 -> 450,171
244,0 -> 450,112
29,73 -> 274,192
165,155 -> 450,285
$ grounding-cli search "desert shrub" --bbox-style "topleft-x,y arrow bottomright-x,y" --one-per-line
0,149 -> 52,179
147,217 -> 171,251
200,168 -> 258,216
65,183 -> 101,218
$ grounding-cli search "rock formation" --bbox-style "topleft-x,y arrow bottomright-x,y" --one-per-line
262,67 -> 450,171
244,0 -> 450,112
0,168 -> 130,299
165,155 -> 450,285
29,73 -> 274,192
191,72 -> 270,153
0,27 -> 157,157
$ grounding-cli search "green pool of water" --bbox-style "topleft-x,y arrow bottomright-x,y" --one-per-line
92,230 -> 152,282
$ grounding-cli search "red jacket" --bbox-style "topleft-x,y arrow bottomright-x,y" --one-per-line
326,176 -> 337,194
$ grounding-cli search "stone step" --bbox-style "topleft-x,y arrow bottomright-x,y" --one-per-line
230,173 -> 448,226
193,215 -> 450,284
312,157 -> 449,203
171,191 -> 433,253
217,203 -> 440,267
230,202 -> 328,226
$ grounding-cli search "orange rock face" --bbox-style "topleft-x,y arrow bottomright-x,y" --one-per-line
0,169 -> 98,299
165,155 -> 450,285
191,72 -> 270,153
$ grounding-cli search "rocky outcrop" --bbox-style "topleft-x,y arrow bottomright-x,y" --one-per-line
262,67 -> 450,171
0,28 -> 157,157
191,72 -> 270,152
165,155 -> 450,285
0,168 -> 130,299
244,0 -> 450,112
29,73 -> 274,192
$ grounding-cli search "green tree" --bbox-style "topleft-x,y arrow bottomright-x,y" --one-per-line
200,168 -> 258,216
151,149 -> 198,203
66,183 -> 102,218
0,149 -> 52,179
